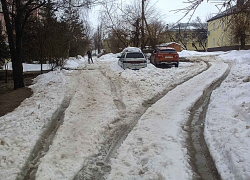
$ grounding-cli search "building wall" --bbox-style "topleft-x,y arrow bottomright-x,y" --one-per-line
207,15 -> 250,51
207,18 -> 233,49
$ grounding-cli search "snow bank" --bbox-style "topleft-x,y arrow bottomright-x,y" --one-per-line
107,62 -> 228,179
64,56 -> 88,69
204,50 -> 250,180
97,53 -> 118,62
0,70 -> 66,180
178,50 -> 226,58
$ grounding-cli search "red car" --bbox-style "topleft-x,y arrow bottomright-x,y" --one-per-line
150,47 -> 179,67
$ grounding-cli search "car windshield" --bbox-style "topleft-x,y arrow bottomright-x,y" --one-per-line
159,49 -> 177,53
126,52 -> 144,58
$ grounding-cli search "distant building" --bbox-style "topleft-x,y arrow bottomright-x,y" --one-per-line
162,23 -> 207,51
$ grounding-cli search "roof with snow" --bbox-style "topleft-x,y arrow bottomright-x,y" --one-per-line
207,6 -> 237,22
157,42 -> 185,50
168,23 -> 206,31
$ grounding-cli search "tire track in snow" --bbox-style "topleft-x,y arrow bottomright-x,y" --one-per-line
73,61 -> 210,180
17,71 -> 80,180
17,95 -> 74,180
185,63 -> 231,180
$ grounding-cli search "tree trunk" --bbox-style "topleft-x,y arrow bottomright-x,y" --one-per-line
1,0 -> 24,89
192,43 -> 198,51
66,40 -> 71,58
13,1 -> 25,89
201,42 -> 206,51
240,35 -> 246,50
141,0 -> 145,51
5,64 -> 8,83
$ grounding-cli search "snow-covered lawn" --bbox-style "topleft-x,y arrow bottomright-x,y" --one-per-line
0,70 -> 66,179
0,50 -> 249,180
3,62 -> 52,72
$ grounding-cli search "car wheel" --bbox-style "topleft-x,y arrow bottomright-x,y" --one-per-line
175,62 -> 179,67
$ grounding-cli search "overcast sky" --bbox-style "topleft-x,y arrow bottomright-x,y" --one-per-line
88,0 -> 221,28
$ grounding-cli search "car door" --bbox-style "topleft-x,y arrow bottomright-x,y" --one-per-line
118,52 -> 125,67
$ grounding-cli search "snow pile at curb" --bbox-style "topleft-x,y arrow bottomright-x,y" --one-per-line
205,50 -> 250,179
64,56 -> 87,69
107,62 -> 228,179
97,53 -> 118,62
0,70 -> 66,180
178,50 -> 226,58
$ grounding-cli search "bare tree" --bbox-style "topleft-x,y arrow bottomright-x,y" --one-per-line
93,23 -> 104,53
100,0 -> 163,52
192,17 -> 207,51
145,20 -> 165,48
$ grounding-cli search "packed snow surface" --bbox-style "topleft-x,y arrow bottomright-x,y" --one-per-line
0,50 -> 249,180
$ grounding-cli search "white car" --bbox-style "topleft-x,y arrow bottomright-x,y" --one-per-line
118,47 -> 147,70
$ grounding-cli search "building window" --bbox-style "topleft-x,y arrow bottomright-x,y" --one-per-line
212,38 -> 215,47
184,33 -> 187,38
213,23 -> 215,30
221,37 -> 223,46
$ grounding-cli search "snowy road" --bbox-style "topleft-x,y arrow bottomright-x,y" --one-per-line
1,50 -> 250,180
35,59 -> 208,180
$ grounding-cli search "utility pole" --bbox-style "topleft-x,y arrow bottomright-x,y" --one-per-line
141,0 -> 145,52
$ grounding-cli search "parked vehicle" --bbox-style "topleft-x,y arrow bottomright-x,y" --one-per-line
118,47 -> 147,70
97,49 -> 107,58
150,47 -> 179,67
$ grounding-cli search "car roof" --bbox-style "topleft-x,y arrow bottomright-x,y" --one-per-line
156,47 -> 175,50
126,51 -> 142,54
122,47 -> 142,53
